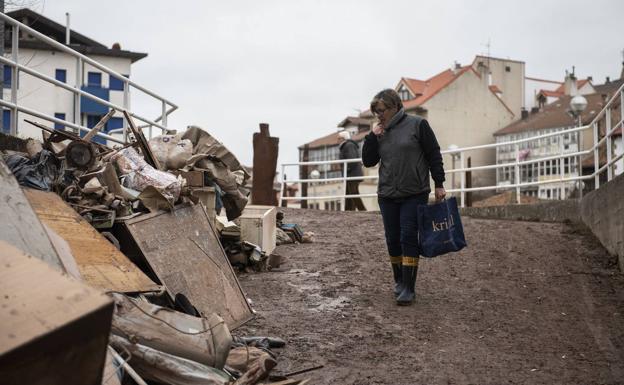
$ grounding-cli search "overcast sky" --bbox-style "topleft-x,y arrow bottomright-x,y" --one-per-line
12,0 -> 624,170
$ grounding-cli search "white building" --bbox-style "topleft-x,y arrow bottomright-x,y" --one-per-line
2,9 -> 147,143
494,72 -> 623,199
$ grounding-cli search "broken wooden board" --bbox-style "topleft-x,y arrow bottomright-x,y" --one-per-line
0,241 -> 114,385
24,188 -> 160,293
123,203 -> 253,329
0,157 -> 62,270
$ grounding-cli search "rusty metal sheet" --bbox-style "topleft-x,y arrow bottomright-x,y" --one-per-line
0,157 -> 62,270
123,203 -> 253,329
24,189 -> 160,293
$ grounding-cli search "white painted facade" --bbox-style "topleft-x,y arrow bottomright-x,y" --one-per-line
420,69 -> 516,191
495,127 -> 581,199
472,56 -> 525,117
2,48 -> 132,141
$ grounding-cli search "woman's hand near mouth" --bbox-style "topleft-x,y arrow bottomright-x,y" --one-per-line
373,122 -> 385,136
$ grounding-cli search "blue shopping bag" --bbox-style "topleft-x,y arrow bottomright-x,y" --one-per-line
417,197 -> 467,257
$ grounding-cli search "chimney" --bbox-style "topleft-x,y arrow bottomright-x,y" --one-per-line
605,76 -> 611,84
452,61 -> 461,75
521,108 -> 529,120
563,70 -> 578,96
477,61 -> 490,87
65,13 -> 70,45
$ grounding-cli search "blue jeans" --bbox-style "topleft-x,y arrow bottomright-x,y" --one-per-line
378,193 -> 429,257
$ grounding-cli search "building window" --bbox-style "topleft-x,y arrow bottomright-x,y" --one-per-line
3,66 -> 12,88
54,113 -> 66,131
505,65 -> 511,72
55,69 -> 67,83
87,72 -> 102,87
2,110 -> 10,133
107,117 -> 124,131
109,74 -> 128,91
399,86 -> 411,101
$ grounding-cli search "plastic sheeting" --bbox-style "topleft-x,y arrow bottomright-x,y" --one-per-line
148,135 -> 194,171
4,150 -> 60,191
112,147 -> 183,206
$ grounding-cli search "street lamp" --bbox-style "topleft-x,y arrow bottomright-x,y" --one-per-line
310,169 -> 320,209
448,144 -> 460,191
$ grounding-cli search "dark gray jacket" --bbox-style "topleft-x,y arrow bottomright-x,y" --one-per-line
339,139 -> 363,178
361,109 -> 445,198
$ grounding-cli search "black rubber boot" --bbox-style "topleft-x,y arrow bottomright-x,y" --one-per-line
396,256 -> 418,306
391,256 -> 403,296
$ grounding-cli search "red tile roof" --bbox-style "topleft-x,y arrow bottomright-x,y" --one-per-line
553,78 -> 591,94
401,66 -> 472,109
495,93 -> 609,136
538,89 -> 564,98
337,116 -> 371,128
299,130 -> 368,150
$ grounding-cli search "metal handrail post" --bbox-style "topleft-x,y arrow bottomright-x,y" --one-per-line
577,125 -> 583,199
341,161 -> 347,211
123,79 -> 129,142
559,134 -> 564,199
74,57 -> 82,132
161,100 -> 168,127
460,152 -> 466,207
515,144 -> 520,203
278,164 -> 285,207
593,122 -> 599,189
606,108 -> 613,181
10,24 -> 18,136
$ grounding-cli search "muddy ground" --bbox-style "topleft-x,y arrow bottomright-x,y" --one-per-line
237,208 -> 624,385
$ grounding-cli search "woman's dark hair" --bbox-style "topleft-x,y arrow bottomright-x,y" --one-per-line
370,89 -> 403,113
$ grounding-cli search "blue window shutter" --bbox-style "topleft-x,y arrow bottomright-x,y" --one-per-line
109,76 -> 124,91
106,117 -> 124,131
55,69 -> 67,83
3,66 -> 11,88
2,110 -> 10,133
54,113 -> 66,131
87,72 -> 102,87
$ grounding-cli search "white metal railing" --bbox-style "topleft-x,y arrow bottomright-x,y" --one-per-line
280,82 -> 624,209
0,12 -> 177,144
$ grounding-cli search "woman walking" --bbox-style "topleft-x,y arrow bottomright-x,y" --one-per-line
362,89 -> 446,306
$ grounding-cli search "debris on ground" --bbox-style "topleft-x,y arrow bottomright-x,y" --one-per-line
0,113 -> 315,384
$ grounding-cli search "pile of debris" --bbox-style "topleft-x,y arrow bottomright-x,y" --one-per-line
0,113 -> 314,384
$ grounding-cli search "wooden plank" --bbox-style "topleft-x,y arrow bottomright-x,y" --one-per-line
124,203 -> 254,329
0,157 -> 62,270
23,188 -> 160,293
0,241 -> 113,385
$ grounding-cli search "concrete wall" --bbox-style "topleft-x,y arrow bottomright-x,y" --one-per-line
460,199 -> 581,223
580,173 -> 624,271
462,173 -> 624,271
